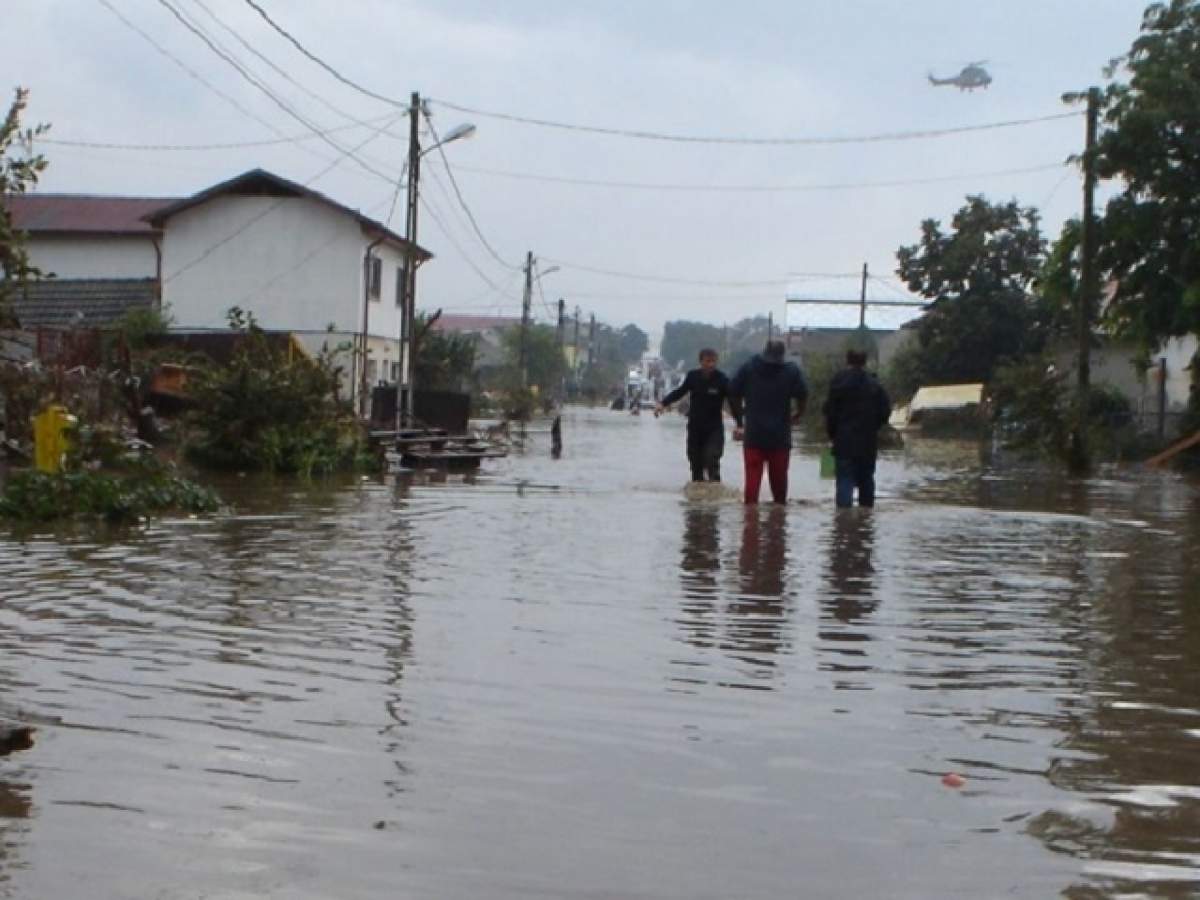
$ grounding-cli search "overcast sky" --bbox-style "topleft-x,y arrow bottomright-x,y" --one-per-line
6,0 -> 1149,342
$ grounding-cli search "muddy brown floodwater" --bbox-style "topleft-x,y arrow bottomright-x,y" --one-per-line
1,408 -> 1199,898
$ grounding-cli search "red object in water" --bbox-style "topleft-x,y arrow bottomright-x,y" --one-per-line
941,772 -> 966,788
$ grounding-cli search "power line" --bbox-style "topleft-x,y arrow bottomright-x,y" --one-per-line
417,192 -> 512,294
422,108 -> 518,269
240,0 -> 404,108
541,257 -> 859,287
163,111 -> 404,283
430,98 -> 1083,145
153,0 -> 398,183
37,116 -> 394,151
190,0 -> 400,137
96,0 -> 295,144
450,161 -> 1069,193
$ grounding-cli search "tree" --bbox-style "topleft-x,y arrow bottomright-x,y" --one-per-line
412,312 -> 476,391
500,323 -> 567,396
661,320 -> 725,368
0,87 -> 49,321
617,323 -> 648,363
895,195 -> 1047,386
1095,0 -> 1200,351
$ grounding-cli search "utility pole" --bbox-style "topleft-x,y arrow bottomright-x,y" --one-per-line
1069,87 -> 1100,474
519,251 -> 533,388
572,306 -> 581,377
397,90 -> 422,429
767,311 -> 773,340
556,297 -> 566,402
859,261 -> 869,328
587,313 -> 596,370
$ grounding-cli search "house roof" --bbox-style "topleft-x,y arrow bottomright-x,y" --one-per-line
145,168 -> 432,261
4,195 -> 176,236
9,278 -> 158,327
431,314 -> 521,332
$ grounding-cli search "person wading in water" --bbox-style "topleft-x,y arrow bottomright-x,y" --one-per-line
822,348 -> 891,508
657,348 -> 738,482
729,340 -> 808,504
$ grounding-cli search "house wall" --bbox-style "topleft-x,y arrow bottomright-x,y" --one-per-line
1056,333 -> 1197,436
25,234 -> 158,279
159,195 -> 406,343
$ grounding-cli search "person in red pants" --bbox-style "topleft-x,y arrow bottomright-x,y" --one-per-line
729,340 -> 808,504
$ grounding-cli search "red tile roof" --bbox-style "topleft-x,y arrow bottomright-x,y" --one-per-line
432,314 -> 521,332
4,195 -> 177,235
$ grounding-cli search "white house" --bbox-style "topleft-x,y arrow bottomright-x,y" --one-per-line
7,193 -> 169,281
6,169 -> 430,408
147,169 -> 430,404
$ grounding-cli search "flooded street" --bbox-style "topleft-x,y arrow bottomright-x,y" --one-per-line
2,407 -> 1199,898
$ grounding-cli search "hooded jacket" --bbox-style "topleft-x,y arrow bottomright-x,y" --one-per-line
729,354 -> 808,450
823,366 -> 891,459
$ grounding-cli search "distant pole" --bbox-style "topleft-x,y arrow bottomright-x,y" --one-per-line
556,297 -> 566,402
1069,87 -> 1100,474
767,311 -> 773,340
519,250 -> 533,388
859,261 -> 869,328
587,313 -> 596,370
572,305 -> 581,376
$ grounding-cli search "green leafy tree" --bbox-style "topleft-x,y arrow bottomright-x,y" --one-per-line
896,195 -> 1048,387
1095,0 -> 1200,351
0,87 -> 49,322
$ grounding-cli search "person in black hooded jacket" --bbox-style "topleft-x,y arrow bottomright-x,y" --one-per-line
822,349 -> 891,508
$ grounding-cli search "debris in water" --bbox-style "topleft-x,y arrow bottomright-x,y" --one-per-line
941,772 -> 966,789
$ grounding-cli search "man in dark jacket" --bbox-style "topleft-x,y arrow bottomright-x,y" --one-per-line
729,340 -> 808,504
822,349 -> 892,508
657,348 -> 737,481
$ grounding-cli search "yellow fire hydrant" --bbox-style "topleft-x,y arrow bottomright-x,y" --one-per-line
32,405 -> 76,474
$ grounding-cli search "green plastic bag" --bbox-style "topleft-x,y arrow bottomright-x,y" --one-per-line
819,448 -> 836,479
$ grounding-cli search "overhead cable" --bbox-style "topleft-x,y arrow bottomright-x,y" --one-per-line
452,161 -> 1069,193
430,98 -> 1082,145
38,116 -> 398,152
154,0 -> 397,183
240,0 -> 404,108
541,257 -> 858,288
422,108 -> 519,269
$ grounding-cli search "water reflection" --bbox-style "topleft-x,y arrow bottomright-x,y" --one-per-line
723,506 -> 789,682
817,510 -> 878,688
678,506 -> 720,650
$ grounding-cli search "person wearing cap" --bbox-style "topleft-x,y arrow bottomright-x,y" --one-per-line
728,340 -> 808,504
823,349 -> 892,508
656,347 -> 738,482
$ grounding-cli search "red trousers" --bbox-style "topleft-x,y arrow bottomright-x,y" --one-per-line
743,446 -> 790,504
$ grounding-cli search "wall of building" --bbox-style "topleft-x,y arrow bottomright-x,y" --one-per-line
26,235 -> 158,279
159,195 -> 406,344
1056,334 -> 1197,436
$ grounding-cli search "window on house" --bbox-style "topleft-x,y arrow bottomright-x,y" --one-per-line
369,256 -> 382,300
395,265 -> 407,307
391,362 -> 400,382
367,359 -> 378,383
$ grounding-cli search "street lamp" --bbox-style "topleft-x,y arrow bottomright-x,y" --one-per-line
397,92 -> 475,431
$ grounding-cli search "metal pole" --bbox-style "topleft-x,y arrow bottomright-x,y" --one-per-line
556,298 -> 566,402
360,237 -> 383,419
399,91 -> 421,429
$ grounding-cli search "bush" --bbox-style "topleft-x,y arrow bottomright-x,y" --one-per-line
0,469 -> 219,523
183,314 -> 369,475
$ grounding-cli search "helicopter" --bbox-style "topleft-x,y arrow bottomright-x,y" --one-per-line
928,61 -> 992,91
